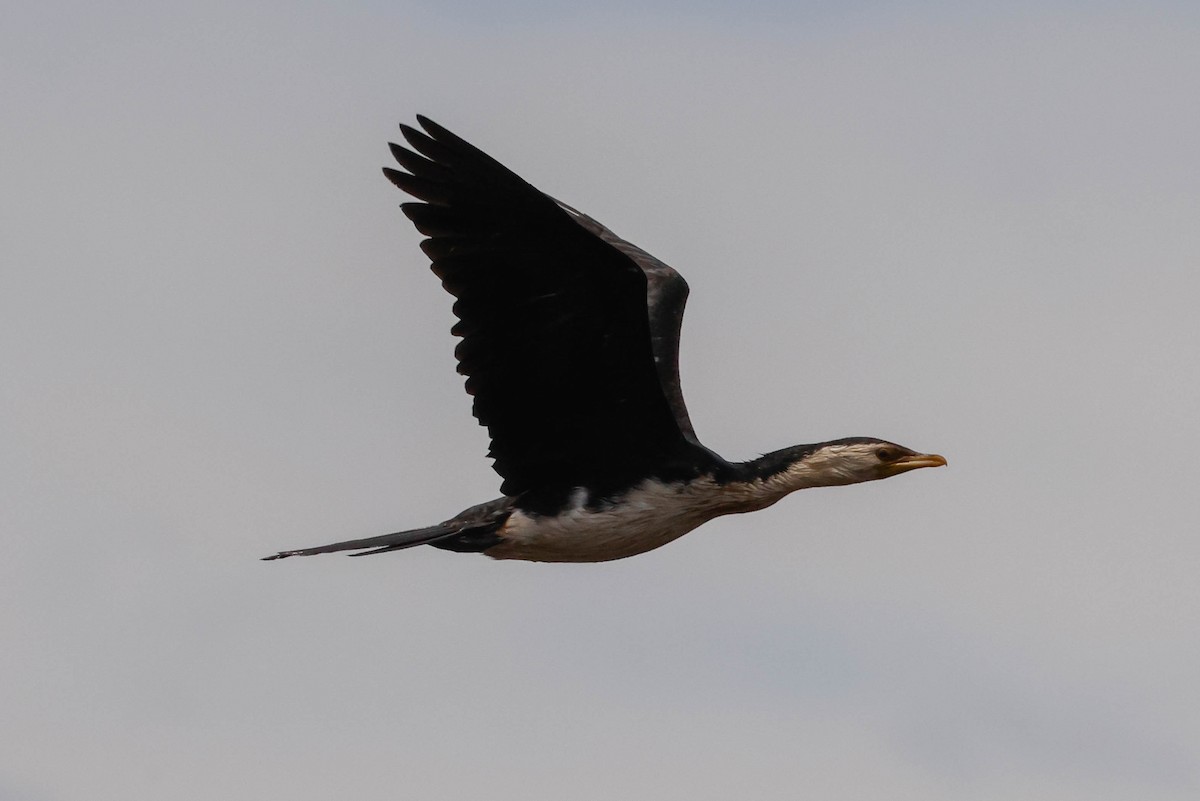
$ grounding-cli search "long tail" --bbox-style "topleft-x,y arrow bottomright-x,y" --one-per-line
262,497 -> 514,561
262,523 -> 459,560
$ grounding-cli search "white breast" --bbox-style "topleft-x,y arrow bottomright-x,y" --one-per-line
487,477 -> 739,563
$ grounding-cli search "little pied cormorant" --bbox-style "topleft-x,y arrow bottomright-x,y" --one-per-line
265,116 -> 946,564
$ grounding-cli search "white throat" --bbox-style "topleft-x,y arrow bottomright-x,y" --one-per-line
759,446 -> 877,494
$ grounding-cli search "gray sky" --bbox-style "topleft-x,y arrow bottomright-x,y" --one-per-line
4,2 -> 1199,799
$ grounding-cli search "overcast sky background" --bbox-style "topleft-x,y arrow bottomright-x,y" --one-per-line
4,2 -> 1199,799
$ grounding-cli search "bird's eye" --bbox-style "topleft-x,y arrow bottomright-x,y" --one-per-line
875,447 -> 897,462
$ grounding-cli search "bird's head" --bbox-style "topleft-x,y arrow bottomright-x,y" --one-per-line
753,437 -> 947,493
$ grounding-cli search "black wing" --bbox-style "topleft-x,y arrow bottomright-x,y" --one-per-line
383,116 -> 703,500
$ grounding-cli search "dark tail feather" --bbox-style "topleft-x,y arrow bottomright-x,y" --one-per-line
261,523 -> 457,560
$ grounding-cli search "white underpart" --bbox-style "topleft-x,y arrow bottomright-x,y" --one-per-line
488,475 -> 797,563
485,443 -> 891,563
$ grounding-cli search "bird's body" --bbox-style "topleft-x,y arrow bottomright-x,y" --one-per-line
486,479 -> 730,563
265,117 -> 945,564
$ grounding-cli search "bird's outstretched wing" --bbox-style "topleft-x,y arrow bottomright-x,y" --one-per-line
384,116 -> 702,502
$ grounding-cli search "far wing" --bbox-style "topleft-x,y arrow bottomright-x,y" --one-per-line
551,200 -> 698,444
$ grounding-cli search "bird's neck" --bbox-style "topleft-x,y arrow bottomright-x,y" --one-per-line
731,445 -> 861,500
685,447 -> 835,516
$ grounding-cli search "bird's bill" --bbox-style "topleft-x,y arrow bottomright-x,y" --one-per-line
885,452 -> 948,475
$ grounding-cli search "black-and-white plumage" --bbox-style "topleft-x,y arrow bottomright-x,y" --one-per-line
265,117 -> 945,564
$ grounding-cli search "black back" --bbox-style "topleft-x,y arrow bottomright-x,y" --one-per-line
383,117 -> 708,502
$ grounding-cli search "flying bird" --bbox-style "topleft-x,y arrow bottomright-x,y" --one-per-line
265,117 -> 945,564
